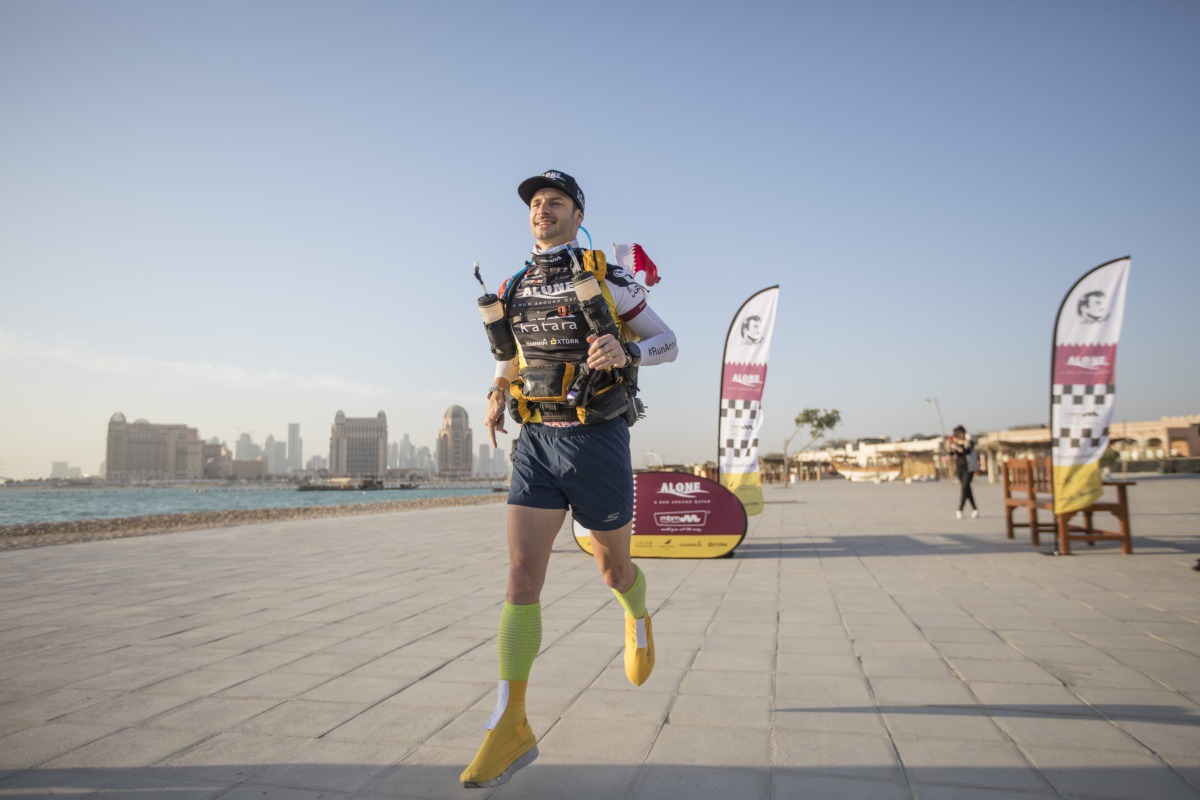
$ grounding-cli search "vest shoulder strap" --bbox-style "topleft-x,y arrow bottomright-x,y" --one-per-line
499,266 -> 528,306
582,250 -> 606,281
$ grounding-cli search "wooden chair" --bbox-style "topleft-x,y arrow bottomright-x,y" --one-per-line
1055,479 -> 1136,555
1002,456 -> 1136,554
1002,458 -> 1055,545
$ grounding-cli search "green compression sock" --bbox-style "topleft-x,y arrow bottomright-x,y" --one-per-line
497,601 -> 541,682
612,565 -> 647,619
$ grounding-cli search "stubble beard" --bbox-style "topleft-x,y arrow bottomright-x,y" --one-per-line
532,216 -> 574,249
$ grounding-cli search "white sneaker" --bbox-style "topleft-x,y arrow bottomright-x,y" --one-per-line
971,509 -> 979,519
955,510 -> 963,520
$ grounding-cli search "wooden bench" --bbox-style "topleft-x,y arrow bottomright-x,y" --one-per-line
1002,457 -> 1136,555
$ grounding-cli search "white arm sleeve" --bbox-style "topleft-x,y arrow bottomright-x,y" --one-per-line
493,359 -> 518,382
626,305 -> 678,366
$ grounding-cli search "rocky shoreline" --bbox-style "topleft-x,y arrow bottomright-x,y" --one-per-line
0,493 -> 508,551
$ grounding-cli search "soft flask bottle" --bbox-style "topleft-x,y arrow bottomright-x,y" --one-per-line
474,263 -> 517,361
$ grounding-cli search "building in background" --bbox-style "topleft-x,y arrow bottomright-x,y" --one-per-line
415,446 -> 434,473
476,444 -> 491,478
229,457 -> 268,479
105,412 -> 203,481
329,410 -> 387,477
437,405 -> 473,480
203,441 -> 232,480
265,436 -> 287,475
474,443 -> 509,479
288,423 -> 302,473
235,433 -> 262,461
491,447 -> 508,479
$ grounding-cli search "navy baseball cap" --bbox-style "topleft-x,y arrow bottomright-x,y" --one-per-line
517,170 -> 585,212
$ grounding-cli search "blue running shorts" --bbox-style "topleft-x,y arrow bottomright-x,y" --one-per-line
508,417 -> 634,532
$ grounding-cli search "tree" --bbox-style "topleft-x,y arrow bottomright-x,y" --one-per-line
783,408 -> 842,485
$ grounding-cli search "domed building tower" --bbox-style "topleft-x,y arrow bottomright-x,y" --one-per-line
437,405 -> 473,480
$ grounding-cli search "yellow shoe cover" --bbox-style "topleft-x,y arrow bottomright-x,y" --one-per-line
461,682 -> 538,788
625,612 -> 655,686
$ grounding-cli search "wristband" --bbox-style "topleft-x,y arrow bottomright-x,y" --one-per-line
487,385 -> 504,398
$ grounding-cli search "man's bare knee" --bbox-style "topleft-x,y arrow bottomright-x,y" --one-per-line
599,561 -> 633,593
507,561 -> 544,604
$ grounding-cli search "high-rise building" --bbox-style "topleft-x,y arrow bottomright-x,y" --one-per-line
51,461 -> 70,479
288,423 -> 302,473
400,434 -> 416,468
476,443 -> 492,477
105,412 -> 203,481
329,410 -> 387,477
437,406 -> 473,480
269,439 -> 287,475
235,433 -> 262,461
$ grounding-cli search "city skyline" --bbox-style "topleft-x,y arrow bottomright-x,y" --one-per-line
98,411 -> 464,480
2,2 -> 1197,481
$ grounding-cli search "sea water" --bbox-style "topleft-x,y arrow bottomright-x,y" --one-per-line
0,485 -> 497,527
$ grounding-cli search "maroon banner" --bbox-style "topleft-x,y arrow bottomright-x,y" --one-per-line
573,472 -> 748,558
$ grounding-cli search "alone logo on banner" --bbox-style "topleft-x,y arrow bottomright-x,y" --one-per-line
1051,257 -> 1131,515
718,286 -> 779,517
573,472 -> 748,558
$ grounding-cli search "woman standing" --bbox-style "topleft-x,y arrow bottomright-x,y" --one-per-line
948,425 -> 979,519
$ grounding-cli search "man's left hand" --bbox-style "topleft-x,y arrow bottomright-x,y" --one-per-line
586,334 -> 628,370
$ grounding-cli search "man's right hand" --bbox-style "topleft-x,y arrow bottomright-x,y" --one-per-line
485,389 -> 508,447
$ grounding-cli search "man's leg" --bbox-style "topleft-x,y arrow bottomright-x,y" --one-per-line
591,524 -> 654,686
461,505 -> 564,789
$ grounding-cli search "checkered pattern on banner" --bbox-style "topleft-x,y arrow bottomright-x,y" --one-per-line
718,398 -> 760,460
1055,424 -> 1110,450
1052,383 -> 1115,406
1052,383 -> 1115,464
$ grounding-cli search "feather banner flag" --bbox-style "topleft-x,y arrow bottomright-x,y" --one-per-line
718,286 -> 779,516
1050,257 -> 1131,515
611,243 -> 661,286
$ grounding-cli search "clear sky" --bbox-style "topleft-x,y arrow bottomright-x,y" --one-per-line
2,1 -> 1197,480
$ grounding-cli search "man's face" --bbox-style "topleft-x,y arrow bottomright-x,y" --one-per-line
529,187 -> 582,247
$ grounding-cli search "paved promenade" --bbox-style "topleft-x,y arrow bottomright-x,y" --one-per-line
2,477 -> 1198,799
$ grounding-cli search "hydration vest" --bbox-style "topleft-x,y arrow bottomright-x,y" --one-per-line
500,249 -> 641,425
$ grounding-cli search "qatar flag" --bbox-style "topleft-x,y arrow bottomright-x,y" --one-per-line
611,243 -> 661,286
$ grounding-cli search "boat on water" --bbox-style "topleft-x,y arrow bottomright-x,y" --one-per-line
298,479 -> 418,492
831,463 -> 903,483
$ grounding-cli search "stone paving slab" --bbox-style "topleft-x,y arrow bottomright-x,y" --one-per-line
1,477 -> 1198,799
